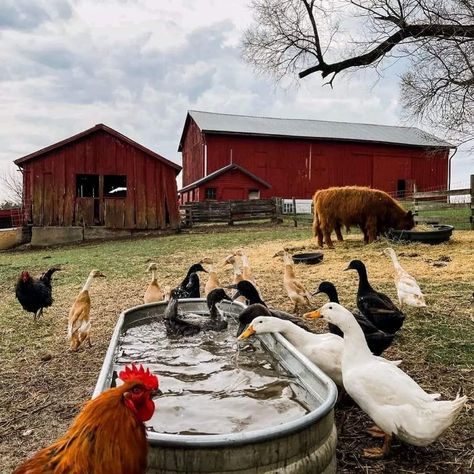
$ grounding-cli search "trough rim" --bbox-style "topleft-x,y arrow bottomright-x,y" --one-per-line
93,299 -> 338,448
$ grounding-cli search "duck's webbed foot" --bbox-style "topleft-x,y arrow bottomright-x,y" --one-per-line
366,425 -> 386,438
362,433 -> 391,459
363,447 -> 385,459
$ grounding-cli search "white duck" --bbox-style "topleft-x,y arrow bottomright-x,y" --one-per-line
384,248 -> 426,307
238,315 -> 401,388
308,303 -> 467,458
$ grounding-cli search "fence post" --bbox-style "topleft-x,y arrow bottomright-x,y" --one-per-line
271,197 -> 283,224
187,207 -> 193,228
228,201 -> 234,226
413,183 -> 419,217
292,197 -> 297,227
470,175 -> 474,230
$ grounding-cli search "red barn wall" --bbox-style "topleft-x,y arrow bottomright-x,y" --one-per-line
21,130 -> 180,229
193,170 -> 267,202
198,134 -> 448,199
181,118 -> 205,186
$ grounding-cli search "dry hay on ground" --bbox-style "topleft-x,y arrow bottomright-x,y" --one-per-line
0,228 -> 472,473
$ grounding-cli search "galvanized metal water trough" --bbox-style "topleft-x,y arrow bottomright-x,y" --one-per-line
93,299 -> 338,473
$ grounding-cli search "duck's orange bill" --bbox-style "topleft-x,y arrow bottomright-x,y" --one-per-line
304,310 -> 322,319
237,325 -> 255,340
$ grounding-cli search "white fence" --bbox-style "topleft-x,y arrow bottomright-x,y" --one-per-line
282,199 -> 313,215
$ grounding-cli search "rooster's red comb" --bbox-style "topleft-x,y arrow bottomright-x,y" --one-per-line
118,364 -> 159,390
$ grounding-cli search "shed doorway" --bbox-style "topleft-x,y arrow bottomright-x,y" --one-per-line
397,179 -> 406,198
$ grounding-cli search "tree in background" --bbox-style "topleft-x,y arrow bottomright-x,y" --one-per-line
0,168 -> 23,208
243,0 -> 474,143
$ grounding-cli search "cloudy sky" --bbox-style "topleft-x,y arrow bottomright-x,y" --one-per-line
0,0 -> 472,200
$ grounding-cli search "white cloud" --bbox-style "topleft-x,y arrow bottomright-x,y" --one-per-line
0,0 -> 472,200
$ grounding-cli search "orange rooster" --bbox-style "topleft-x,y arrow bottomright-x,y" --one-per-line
14,364 -> 160,474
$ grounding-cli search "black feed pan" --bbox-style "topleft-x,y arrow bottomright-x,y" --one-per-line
387,225 -> 454,244
292,252 -> 324,265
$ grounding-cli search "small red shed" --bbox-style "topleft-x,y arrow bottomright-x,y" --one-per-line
179,163 -> 271,203
14,124 -> 181,230
178,111 -> 455,200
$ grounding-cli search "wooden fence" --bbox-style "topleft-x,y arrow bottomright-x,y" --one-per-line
412,175 -> 473,230
180,198 -> 283,227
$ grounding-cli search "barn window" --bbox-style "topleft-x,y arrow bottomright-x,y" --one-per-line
76,174 -> 99,198
248,189 -> 260,200
205,187 -> 217,200
104,175 -> 127,198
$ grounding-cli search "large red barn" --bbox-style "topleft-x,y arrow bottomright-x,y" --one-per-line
15,124 -> 181,231
178,111 -> 454,202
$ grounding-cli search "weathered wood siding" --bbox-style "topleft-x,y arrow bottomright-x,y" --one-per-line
20,129 -> 180,229
181,117 -> 205,186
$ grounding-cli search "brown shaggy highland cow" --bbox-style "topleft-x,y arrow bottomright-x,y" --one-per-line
312,186 -> 415,248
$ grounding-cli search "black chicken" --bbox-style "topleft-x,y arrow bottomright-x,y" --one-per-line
15,267 -> 60,320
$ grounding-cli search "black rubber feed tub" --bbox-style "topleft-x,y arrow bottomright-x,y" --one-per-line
387,225 -> 454,244
292,252 -> 324,264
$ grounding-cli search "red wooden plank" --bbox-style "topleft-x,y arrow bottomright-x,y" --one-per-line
134,149 -> 147,229
123,142 -> 136,229
145,156 -> 157,228
164,167 -> 180,227
155,161 -> 164,227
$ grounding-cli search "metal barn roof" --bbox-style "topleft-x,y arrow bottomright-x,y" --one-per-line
182,110 -> 453,149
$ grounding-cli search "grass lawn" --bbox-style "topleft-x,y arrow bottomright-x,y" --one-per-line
1,222 -> 472,473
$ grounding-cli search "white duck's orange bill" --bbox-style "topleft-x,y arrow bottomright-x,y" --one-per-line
237,325 -> 256,340
304,310 -> 322,319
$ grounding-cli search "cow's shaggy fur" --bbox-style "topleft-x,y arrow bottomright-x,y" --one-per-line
312,186 -> 415,248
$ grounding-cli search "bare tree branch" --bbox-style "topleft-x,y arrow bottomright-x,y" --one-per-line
243,0 -> 474,145
1,168 -> 23,207
299,22 -> 474,78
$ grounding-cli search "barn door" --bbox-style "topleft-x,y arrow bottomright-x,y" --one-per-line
75,174 -> 101,226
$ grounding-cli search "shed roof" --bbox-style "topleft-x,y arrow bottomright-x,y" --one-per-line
178,164 -> 271,193
15,123 -> 182,173
179,110 -> 453,150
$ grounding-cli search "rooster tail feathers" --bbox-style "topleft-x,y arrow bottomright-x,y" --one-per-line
40,267 -> 61,283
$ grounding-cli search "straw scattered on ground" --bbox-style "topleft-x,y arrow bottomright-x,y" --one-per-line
0,223 -> 472,472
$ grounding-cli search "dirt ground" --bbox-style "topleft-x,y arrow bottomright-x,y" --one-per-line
0,224 -> 472,473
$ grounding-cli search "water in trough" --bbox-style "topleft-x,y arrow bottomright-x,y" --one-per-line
114,308 -> 311,435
